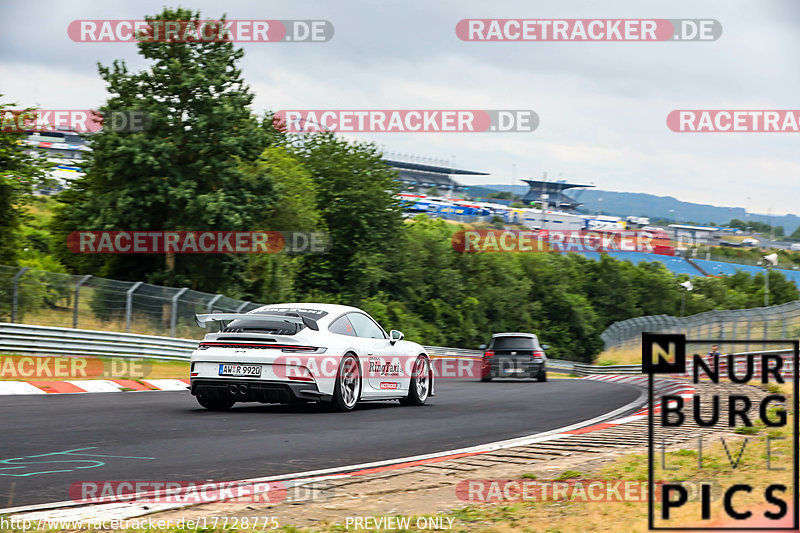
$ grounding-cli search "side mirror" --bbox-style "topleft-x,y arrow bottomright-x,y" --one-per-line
478,344 -> 487,350
541,345 -> 549,350
390,330 -> 404,344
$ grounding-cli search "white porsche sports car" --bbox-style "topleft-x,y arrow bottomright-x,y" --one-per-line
190,303 -> 433,411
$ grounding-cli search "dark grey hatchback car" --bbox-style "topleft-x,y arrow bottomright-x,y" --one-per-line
479,332 -> 548,382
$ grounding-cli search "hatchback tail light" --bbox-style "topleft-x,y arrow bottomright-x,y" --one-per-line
532,351 -> 545,362
484,350 -> 495,358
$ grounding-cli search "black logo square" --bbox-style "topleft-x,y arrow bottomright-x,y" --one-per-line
642,333 -> 686,374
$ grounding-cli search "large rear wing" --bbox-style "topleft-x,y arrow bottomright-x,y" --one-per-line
194,312 -> 319,331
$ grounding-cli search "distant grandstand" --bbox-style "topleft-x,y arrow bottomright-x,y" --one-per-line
521,179 -> 593,211
383,157 -> 488,194
22,129 -> 88,195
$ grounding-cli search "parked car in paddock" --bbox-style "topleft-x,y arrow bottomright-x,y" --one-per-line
190,303 -> 433,412
479,332 -> 548,382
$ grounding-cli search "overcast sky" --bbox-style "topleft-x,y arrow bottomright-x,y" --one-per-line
1,0 -> 798,215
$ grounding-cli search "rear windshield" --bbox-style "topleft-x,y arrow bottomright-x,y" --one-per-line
223,307 -> 331,335
222,318 -> 300,336
491,337 -> 537,350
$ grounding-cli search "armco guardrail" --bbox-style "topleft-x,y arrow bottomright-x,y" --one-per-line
572,363 -> 642,375
423,345 -> 483,359
4,323 -> 790,377
0,324 -> 589,373
0,323 -> 197,361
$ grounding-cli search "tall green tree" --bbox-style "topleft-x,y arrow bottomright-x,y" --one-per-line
240,145 -> 323,303
290,133 -> 404,301
50,8 -> 276,292
0,100 -> 51,265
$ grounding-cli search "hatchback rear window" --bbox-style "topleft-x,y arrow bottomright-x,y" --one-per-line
222,319 -> 301,336
491,337 -> 536,350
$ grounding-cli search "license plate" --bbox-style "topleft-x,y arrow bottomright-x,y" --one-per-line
504,368 -> 524,373
218,364 -> 261,377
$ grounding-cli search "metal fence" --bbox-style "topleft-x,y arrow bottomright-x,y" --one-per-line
601,300 -> 800,351
0,265 -> 262,339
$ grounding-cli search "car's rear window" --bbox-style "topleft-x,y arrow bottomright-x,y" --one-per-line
222,318 -> 301,336
224,307 -> 329,335
491,337 -> 536,350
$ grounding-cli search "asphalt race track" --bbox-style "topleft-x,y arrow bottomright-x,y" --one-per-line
0,378 -> 640,508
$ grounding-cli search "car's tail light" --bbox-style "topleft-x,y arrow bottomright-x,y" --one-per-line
280,345 -> 321,353
484,350 -> 494,358
287,375 -> 315,382
532,351 -> 544,362
197,342 -> 322,352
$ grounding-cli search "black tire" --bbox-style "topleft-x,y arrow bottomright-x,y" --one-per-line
331,354 -> 361,412
480,376 -> 492,382
537,368 -> 548,382
400,356 -> 431,406
197,393 -> 235,411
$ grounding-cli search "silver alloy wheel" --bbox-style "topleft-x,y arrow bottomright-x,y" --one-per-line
414,357 -> 429,400
339,355 -> 360,408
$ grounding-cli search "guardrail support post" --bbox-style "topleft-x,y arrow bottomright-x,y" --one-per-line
235,301 -> 250,313
11,267 -> 29,323
125,281 -> 143,332
207,294 -> 223,313
170,288 -> 190,338
73,275 -> 92,329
